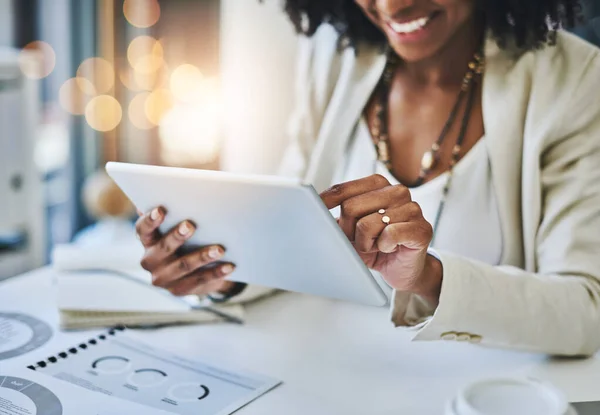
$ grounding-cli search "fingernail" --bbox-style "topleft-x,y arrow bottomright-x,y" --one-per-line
178,221 -> 193,236
150,208 -> 160,221
208,246 -> 222,259
221,264 -> 235,274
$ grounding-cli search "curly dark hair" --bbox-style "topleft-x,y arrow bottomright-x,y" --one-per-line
282,0 -> 582,50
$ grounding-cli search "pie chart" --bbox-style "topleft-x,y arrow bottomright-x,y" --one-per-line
0,313 -> 53,361
0,376 -> 62,415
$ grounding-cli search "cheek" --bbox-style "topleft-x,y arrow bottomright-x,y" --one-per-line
435,0 -> 475,24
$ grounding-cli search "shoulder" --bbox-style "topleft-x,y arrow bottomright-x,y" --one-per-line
541,33 -> 600,135
498,30 -> 600,94
295,24 -> 344,94
531,31 -> 600,80
295,24 -> 382,101
509,31 -> 600,145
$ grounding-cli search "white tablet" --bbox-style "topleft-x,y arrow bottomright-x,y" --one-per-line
106,162 -> 388,307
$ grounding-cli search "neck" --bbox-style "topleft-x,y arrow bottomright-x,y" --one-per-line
398,17 -> 484,87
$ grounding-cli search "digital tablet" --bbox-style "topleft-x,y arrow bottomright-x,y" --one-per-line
106,162 -> 388,307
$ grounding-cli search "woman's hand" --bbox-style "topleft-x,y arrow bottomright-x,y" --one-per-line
321,175 -> 443,304
135,207 -> 237,297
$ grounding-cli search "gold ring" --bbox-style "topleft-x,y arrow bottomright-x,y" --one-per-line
382,215 -> 391,224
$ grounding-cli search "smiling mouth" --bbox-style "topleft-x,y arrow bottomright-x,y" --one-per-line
386,12 -> 439,35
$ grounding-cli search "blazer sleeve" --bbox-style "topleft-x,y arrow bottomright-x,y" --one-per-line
391,51 -> 600,356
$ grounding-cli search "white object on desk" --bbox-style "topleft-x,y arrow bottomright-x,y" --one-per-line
106,162 -> 388,307
51,244 -> 244,329
31,330 -> 281,415
445,377 -> 577,415
0,366 -> 175,415
2,268 -> 600,415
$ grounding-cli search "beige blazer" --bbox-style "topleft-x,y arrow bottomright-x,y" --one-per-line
274,25 -> 600,356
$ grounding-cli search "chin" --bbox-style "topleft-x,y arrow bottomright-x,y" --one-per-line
389,43 -> 444,63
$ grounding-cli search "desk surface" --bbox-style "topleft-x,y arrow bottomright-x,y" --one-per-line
1,268 -> 600,414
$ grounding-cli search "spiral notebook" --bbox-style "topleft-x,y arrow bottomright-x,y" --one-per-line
21,326 -> 281,415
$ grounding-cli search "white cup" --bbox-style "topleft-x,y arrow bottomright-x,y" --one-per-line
445,377 -> 578,415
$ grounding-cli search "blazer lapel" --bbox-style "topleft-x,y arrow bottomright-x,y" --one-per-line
305,47 -> 386,193
481,39 -> 531,267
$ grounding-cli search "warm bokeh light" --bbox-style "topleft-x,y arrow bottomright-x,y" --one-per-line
127,36 -> 163,74
128,92 -> 154,130
119,66 -> 140,91
145,88 -> 174,126
133,52 -> 163,74
58,77 -> 97,115
123,0 -> 161,28
159,104 -> 221,165
197,76 -> 221,107
19,41 -> 56,79
133,69 -> 159,91
85,95 -> 123,132
77,57 -> 115,94
170,64 -> 204,104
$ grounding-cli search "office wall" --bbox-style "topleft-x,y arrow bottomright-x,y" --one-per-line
220,0 -> 299,174
0,0 -> 13,47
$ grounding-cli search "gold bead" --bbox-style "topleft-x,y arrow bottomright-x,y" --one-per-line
468,62 -> 476,69
377,141 -> 389,155
431,143 -> 440,151
452,145 -> 461,154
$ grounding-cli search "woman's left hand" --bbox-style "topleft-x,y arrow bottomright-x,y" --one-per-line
321,174 -> 443,304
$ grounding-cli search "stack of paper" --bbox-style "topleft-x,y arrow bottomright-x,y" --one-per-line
51,244 -> 244,330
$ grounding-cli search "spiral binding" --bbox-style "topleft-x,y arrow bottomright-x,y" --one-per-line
27,325 -> 126,371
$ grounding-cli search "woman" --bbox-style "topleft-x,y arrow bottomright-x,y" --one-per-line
136,0 -> 600,356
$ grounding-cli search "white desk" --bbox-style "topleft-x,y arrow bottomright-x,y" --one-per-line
1,268 -> 600,414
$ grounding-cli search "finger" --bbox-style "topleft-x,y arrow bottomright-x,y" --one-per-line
135,207 -> 166,248
140,221 -> 196,271
150,244 -> 224,288
165,263 -> 236,296
354,202 -> 424,253
338,184 -> 412,240
320,174 -> 390,210
376,221 -> 433,254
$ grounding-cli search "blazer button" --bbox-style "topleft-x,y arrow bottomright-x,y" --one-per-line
441,332 -> 457,341
456,333 -> 471,342
469,335 -> 483,344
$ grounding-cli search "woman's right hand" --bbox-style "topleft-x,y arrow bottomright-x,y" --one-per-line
135,207 -> 236,296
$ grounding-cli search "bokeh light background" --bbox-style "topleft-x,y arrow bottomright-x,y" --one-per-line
19,0 -> 223,168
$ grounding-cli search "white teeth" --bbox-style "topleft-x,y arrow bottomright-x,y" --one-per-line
389,17 -> 430,34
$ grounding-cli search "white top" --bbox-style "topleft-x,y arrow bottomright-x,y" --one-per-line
334,118 -> 503,265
